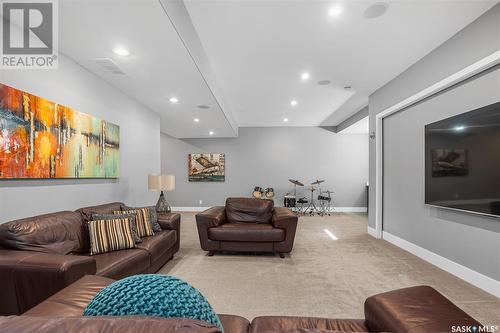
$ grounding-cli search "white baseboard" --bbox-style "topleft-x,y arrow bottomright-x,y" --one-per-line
172,207 -> 209,212
383,231 -> 500,298
334,207 -> 368,212
172,206 -> 367,213
367,226 -> 379,238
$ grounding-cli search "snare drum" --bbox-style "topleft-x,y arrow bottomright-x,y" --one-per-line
284,195 -> 296,207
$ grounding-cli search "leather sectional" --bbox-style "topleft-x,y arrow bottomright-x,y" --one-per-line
0,202 -> 181,315
196,198 -> 298,257
0,274 -> 482,333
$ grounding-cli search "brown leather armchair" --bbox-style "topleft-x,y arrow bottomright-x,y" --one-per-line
196,198 -> 298,258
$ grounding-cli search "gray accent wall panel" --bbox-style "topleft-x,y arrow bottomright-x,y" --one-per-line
161,127 -> 368,208
368,4 -> 500,229
383,67 -> 500,281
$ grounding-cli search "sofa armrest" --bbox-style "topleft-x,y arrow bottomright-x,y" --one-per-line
0,249 -> 96,315
195,207 -> 226,251
157,213 -> 181,252
196,206 -> 226,228
272,207 -> 298,253
364,285 -> 481,333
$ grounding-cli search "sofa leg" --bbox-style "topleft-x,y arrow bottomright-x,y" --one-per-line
279,253 -> 285,258
207,251 -> 215,257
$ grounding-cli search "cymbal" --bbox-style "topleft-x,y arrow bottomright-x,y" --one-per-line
311,179 -> 325,185
288,179 -> 304,186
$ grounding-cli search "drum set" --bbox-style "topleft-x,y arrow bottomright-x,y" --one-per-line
284,179 -> 334,216
252,187 -> 275,199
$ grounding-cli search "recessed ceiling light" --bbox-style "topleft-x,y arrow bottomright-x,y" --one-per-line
364,2 -> 388,19
317,80 -> 331,85
283,118 -> 289,123
290,100 -> 298,107
193,118 -> 200,123
169,97 -> 179,103
301,72 -> 310,81
454,125 -> 465,132
328,4 -> 343,17
112,46 -> 130,56
197,105 -> 211,109
209,131 -> 214,136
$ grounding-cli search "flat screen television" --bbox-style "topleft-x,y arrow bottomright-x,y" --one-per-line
425,101 -> 500,217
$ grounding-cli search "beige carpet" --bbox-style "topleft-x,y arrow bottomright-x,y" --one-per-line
159,212 -> 500,324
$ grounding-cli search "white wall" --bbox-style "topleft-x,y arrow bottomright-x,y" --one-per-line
0,54 -> 160,222
161,127 -> 368,209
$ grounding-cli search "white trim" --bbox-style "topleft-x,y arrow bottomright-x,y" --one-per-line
383,231 -> 500,298
334,207 -> 367,212
172,206 -> 367,213
367,226 -> 378,238
374,51 -> 500,239
172,207 -> 209,212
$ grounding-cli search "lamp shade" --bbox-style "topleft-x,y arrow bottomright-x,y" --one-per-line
148,174 -> 175,191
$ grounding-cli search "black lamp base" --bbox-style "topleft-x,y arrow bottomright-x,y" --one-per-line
156,191 -> 171,213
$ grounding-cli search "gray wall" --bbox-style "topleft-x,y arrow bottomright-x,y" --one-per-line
161,127 -> 368,208
384,67 -> 500,281
369,4 -> 500,282
0,54 -> 160,223
369,3 -> 500,228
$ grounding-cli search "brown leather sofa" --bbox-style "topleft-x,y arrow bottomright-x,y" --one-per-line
0,274 -> 481,333
196,198 -> 298,258
0,202 -> 180,316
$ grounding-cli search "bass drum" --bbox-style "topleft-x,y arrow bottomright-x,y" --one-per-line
252,186 -> 263,198
284,195 -> 296,207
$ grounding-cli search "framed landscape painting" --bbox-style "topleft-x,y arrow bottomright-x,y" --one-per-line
0,83 -> 120,179
188,153 -> 225,182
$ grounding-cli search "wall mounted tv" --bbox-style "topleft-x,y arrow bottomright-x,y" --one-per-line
425,101 -> 500,218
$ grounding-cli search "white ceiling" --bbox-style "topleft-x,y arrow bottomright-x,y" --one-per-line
59,0 -> 236,138
185,0 -> 496,127
338,117 -> 369,134
58,0 -> 497,138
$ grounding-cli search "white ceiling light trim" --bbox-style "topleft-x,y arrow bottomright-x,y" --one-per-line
301,72 -> 310,81
112,46 -> 130,56
169,97 -> 179,103
328,4 -> 343,18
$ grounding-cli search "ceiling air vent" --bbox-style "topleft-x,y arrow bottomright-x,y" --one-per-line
90,58 -> 126,75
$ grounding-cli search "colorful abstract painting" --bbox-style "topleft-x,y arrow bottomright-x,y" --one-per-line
0,83 -> 119,179
188,153 -> 225,182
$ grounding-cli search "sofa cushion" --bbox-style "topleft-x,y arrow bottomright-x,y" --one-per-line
250,316 -> 369,333
122,205 -> 162,232
77,202 -> 124,222
23,275 -> 114,317
219,314 -> 251,333
1,316 -> 222,333
88,218 -> 136,255
364,285 -> 481,333
93,248 -> 149,279
0,211 -> 86,254
226,198 -> 274,224
209,223 -> 285,242
135,230 -> 176,263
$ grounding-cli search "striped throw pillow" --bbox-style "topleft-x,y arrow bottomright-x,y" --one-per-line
114,208 -> 154,237
88,218 -> 135,255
